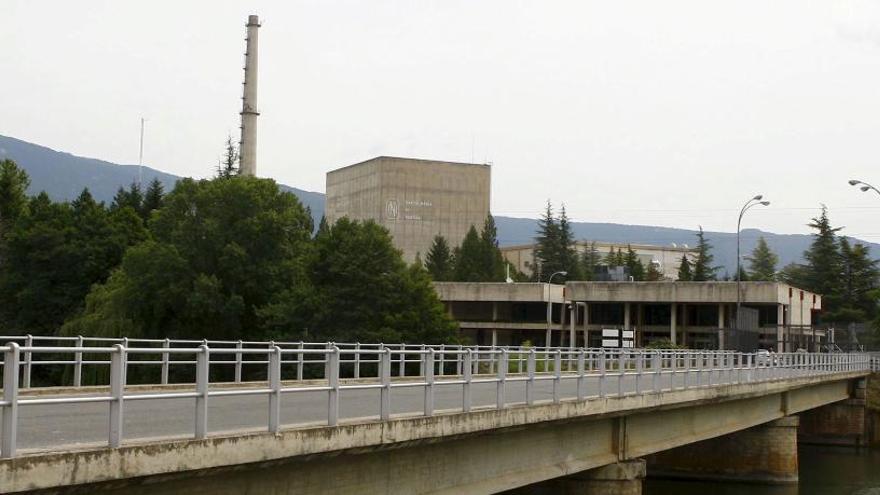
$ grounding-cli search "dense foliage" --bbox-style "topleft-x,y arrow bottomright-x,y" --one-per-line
0,160 -> 458,345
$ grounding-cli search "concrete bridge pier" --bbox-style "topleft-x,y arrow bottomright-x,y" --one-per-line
557,460 -> 646,495
647,416 -> 800,484
800,377 -> 876,446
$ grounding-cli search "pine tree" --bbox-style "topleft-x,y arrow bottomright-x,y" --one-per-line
624,245 -> 646,281
746,237 -> 778,281
580,241 -> 601,281
479,215 -> 507,281
802,206 -> 843,311
604,247 -> 619,267
217,135 -> 239,179
556,205 -> 582,279
0,159 -> 30,237
533,200 -> 560,281
141,178 -> 165,221
677,254 -> 693,281
834,238 -> 879,323
453,226 -> 486,282
111,182 -> 143,213
692,226 -> 717,281
425,235 -> 455,281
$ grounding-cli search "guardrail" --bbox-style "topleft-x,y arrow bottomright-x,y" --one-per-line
0,337 -> 872,459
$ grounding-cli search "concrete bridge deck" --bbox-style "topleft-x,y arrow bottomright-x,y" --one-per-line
0,340 -> 873,494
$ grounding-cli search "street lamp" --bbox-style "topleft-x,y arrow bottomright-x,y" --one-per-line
545,271 -> 568,348
848,179 -> 880,197
735,195 -> 770,344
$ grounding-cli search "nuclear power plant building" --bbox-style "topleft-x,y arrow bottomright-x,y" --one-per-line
325,157 -> 491,262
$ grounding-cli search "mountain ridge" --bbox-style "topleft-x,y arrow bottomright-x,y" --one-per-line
2,134 -> 876,274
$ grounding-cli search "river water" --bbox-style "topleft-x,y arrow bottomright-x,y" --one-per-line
646,445 -> 880,495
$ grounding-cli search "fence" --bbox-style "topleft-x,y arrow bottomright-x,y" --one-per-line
0,335 -> 872,460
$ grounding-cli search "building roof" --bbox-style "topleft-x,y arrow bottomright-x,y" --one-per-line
433,282 -> 565,303
566,281 -> 821,307
501,241 -> 696,253
327,156 -> 491,175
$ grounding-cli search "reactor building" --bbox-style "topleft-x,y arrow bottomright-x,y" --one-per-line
325,157 -> 491,262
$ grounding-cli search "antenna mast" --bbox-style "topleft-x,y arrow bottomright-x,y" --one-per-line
138,117 -> 145,185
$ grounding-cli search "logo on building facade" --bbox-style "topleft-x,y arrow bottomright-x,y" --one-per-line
385,199 -> 399,220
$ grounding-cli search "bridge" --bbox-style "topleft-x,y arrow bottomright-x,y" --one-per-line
0,336 -> 877,494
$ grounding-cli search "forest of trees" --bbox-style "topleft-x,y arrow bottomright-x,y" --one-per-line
0,158 -> 458,344
2,154 -> 878,346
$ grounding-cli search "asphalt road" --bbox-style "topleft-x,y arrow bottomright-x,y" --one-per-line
8,367 -> 802,452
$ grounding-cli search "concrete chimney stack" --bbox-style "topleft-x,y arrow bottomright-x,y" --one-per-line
239,14 -> 260,177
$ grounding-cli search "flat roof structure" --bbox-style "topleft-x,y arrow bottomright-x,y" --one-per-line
434,281 -> 824,351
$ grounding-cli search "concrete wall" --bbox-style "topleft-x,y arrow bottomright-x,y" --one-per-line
1,372 -> 864,494
434,282 -> 565,303
325,157 -> 491,262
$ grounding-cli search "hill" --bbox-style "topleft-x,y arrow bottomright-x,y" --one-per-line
2,134 -> 877,274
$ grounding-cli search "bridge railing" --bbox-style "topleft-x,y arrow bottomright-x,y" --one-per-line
0,338 -> 871,459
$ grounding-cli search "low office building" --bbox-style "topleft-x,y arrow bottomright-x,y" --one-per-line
435,281 -> 823,351
433,282 -> 566,347
566,281 -> 822,351
501,241 -> 696,281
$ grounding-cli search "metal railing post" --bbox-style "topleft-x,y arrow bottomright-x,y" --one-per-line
73,335 -> 83,387
526,349 -> 536,405
635,350 -> 643,394
398,344 -> 406,378
652,351 -> 661,392
456,345 -> 463,376
380,348 -> 391,421
109,344 -> 126,447
195,345 -> 209,439
22,334 -> 32,389
419,344 -> 427,377
463,349 -> 473,412
598,349 -> 606,398
354,343 -> 361,379
424,349 -> 435,416
2,343 -> 20,458
268,346 -> 282,433
328,347 -> 340,426
553,349 -> 562,403
438,344 -> 445,377
161,338 -> 170,385
234,340 -> 243,383
297,342 -> 304,381
576,349 -> 586,400
497,349 -> 507,409
617,350 -> 625,397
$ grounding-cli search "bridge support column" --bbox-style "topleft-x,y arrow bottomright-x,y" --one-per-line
800,378 -> 873,446
647,416 -> 799,484
558,459 -> 646,495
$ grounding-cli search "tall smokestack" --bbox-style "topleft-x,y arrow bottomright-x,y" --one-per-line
239,14 -> 260,177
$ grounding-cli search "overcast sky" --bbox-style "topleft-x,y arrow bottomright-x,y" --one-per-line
3,1 -> 880,240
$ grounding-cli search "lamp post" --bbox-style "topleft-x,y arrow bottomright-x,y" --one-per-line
545,271 -> 568,348
848,179 -> 880,197
735,196 -> 771,343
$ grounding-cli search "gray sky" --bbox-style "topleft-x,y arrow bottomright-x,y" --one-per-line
3,1 -> 880,240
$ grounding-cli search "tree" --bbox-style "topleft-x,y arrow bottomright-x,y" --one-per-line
453,226 -> 486,282
1,188 -> 146,334
604,247 -> 619,267
833,238 -> 879,323
111,182 -> 144,214
265,218 -> 458,344
65,177 -> 313,341
801,206 -> 843,314
0,159 -> 30,239
478,215 -> 508,281
624,245 -> 646,281
745,237 -> 778,281
692,226 -> 717,281
425,235 -> 455,281
677,254 -> 693,281
580,241 -> 601,281
141,178 -> 165,220
533,201 -> 560,281
217,135 -> 239,179
556,205 -> 582,279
